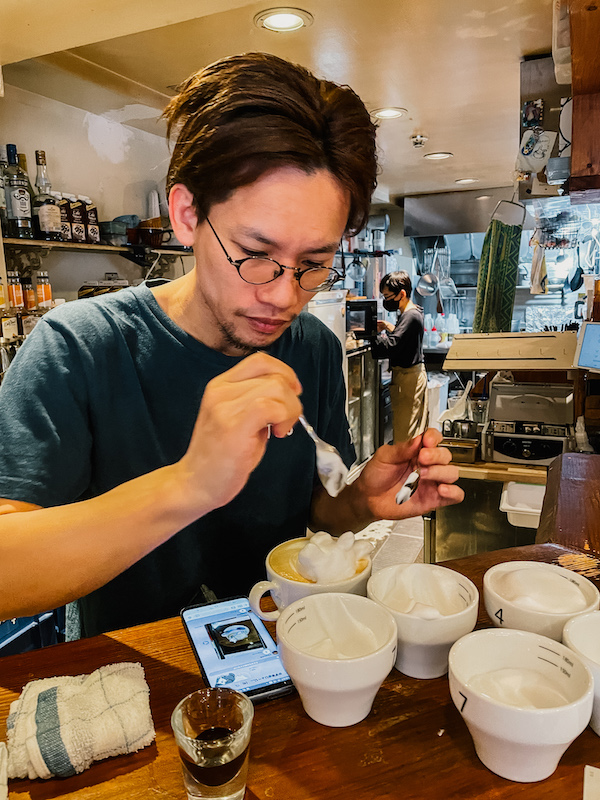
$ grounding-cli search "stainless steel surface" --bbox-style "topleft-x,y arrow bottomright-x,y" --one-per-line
347,347 -> 377,465
404,187 -> 534,237
424,478 -> 537,563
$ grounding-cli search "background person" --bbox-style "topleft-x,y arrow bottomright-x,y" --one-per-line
372,271 -> 428,442
0,54 -> 462,638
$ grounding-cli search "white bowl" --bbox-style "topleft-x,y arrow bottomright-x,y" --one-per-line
449,628 -> 593,782
563,610 -> 600,736
483,560 -> 600,641
367,563 -> 479,678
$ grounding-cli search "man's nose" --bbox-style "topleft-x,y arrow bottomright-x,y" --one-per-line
256,268 -> 304,308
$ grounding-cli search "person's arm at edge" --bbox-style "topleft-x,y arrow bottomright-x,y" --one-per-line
0,352 -> 302,621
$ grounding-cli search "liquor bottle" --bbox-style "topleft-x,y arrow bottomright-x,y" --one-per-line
0,145 -> 8,236
78,195 -> 100,244
20,275 -> 37,311
5,145 -> 33,239
51,192 -> 72,241
17,153 -> 35,198
32,151 -> 62,241
65,194 -> 86,243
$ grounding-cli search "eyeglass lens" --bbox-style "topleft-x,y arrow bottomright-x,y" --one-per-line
237,258 -> 339,291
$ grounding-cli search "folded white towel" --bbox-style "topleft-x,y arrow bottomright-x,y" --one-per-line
5,662 -> 154,780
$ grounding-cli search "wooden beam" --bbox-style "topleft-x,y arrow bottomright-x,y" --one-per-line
569,0 -> 600,95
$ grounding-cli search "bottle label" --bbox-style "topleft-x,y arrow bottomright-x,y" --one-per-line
60,221 -> 73,240
71,222 -> 86,242
23,287 -> 36,310
21,315 -> 39,335
37,204 -> 62,234
8,284 -> 24,308
1,316 -> 18,340
87,224 -> 101,244
8,188 -> 31,219
0,181 -> 5,211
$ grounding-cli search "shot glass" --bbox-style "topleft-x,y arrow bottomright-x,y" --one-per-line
171,688 -> 254,800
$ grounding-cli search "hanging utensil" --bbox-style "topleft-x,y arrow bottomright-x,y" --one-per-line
416,272 -> 439,296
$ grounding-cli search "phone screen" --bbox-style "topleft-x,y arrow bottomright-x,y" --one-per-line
181,597 -> 294,701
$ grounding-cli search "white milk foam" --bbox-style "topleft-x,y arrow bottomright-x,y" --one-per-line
376,564 -> 465,618
297,531 -> 372,584
495,568 -> 588,613
468,667 -> 571,709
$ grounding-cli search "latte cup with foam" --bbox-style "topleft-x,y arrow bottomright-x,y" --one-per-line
249,534 -> 372,621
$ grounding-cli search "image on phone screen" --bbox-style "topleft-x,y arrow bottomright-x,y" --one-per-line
182,597 -> 293,700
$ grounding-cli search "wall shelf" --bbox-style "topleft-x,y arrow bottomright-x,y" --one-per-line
1,237 -> 192,275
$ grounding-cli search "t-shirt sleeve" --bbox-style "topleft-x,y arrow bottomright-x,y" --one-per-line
0,316 -> 93,506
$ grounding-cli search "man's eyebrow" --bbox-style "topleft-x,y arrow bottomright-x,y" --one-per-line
238,227 -> 339,254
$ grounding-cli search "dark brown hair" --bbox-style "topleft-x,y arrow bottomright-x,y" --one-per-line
163,52 -> 378,235
380,271 -> 412,297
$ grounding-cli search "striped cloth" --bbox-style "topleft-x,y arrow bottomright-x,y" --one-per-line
4,662 -> 154,781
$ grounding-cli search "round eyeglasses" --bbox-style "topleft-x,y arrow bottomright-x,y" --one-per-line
206,218 -> 344,292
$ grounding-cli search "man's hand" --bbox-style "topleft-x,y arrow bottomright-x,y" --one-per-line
354,428 -> 463,521
376,320 -> 394,333
177,352 -> 303,512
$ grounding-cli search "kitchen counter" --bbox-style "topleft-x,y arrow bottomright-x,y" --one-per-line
1,541 -> 599,799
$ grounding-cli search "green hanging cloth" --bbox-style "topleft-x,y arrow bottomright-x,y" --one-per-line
473,217 -> 523,333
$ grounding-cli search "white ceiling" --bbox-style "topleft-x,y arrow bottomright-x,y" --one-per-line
2,0 -> 555,202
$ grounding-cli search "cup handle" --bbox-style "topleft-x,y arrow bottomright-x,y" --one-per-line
248,581 -> 281,621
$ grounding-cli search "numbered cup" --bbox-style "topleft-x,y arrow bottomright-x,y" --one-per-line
449,628 -> 593,783
483,561 -> 599,641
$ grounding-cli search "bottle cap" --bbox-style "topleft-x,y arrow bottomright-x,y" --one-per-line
77,195 -> 91,203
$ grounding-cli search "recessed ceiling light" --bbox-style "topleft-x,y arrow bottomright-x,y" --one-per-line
254,7 -> 313,31
423,152 -> 453,160
371,107 -> 407,120
455,178 -> 479,185
476,194 -> 492,200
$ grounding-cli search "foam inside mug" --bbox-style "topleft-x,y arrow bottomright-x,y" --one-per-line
268,539 -> 368,584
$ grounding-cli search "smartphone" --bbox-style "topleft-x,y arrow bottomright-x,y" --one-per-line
181,596 -> 295,703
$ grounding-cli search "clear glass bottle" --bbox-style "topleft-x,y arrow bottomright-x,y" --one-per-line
32,150 -> 62,241
5,145 -> 33,239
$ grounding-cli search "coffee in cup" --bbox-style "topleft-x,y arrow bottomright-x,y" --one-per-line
249,534 -> 372,621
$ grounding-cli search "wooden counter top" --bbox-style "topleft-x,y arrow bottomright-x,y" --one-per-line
456,459 -> 547,484
1,542 -> 599,799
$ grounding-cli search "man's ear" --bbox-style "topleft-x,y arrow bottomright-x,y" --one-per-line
168,184 -> 198,247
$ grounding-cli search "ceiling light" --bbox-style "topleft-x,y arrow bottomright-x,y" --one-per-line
423,152 -> 453,160
476,194 -> 492,200
254,8 -> 313,31
455,178 -> 479,185
372,107 -> 407,120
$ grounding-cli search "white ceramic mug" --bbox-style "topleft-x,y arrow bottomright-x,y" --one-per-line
276,592 -> 397,727
367,563 -> 479,679
483,560 -> 600,641
249,537 -> 372,621
449,628 -> 593,783
563,610 -> 600,736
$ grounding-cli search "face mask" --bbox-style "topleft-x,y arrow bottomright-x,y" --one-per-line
383,298 -> 400,312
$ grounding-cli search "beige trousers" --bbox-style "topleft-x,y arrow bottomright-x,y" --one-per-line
390,363 -> 428,443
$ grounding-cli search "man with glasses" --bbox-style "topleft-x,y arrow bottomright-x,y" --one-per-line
372,272 -> 428,442
0,53 -> 462,638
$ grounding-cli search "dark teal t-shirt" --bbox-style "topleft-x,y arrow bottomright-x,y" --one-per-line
0,282 -> 354,636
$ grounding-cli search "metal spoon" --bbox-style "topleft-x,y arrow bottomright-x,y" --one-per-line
298,414 -> 421,505
298,414 -> 349,497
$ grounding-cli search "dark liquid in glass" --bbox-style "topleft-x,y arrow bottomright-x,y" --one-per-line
179,726 -> 248,787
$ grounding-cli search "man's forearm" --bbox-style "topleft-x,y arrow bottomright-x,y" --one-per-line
0,463 -> 212,620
